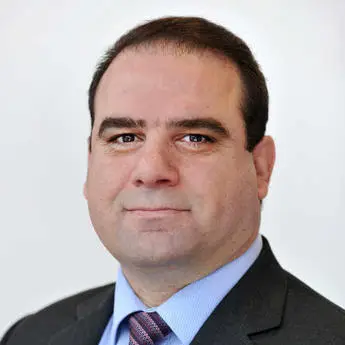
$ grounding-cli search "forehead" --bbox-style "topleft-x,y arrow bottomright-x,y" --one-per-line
93,46 -> 243,128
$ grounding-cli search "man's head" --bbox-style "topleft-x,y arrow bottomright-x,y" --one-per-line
84,17 -> 275,274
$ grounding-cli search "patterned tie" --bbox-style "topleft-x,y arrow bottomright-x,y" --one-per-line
128,311 -> 172,345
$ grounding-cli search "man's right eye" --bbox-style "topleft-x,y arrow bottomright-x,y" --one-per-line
108,133 -> 138,144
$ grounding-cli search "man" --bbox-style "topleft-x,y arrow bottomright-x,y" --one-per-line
2,16 -> 345,345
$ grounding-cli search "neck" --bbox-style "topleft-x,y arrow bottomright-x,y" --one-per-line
122,265 -> 198,307
121,230 -> 258,307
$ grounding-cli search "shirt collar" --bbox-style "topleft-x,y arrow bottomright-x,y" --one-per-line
110,234 -> 262,345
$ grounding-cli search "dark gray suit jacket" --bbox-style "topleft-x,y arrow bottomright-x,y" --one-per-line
2,237 -> 345,345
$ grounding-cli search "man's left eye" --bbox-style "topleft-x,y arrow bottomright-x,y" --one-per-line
183,134 -> 214,143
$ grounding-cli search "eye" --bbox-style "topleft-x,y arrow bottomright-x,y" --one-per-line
108,133 -> 139,144
182,134 -> 215,144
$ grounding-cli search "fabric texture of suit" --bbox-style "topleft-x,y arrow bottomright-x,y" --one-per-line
2,237 -> 345,345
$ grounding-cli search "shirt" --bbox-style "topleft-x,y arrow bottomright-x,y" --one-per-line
98,234 -> 263,345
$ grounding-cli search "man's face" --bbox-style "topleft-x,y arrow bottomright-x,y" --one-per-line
85,47 -> 270,270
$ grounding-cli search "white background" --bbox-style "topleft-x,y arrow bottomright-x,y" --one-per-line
1,0 -> 344,336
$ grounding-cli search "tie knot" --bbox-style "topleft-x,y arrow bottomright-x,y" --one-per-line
128,311 -> 172,345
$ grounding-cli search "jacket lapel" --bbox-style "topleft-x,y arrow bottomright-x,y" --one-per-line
48,284 -> 115,345
190,236 -> 287,345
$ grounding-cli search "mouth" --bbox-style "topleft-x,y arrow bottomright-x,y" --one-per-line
124,208 -> 189,216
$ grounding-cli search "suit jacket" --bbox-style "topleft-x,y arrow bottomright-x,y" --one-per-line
2,237 -> 345,345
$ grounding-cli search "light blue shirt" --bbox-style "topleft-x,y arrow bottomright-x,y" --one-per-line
98,235 -> 262,345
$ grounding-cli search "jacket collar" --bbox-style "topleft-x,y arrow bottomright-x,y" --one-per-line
49,236 -> 286,345
190,236 -> 287,345
48,284 -> 114,345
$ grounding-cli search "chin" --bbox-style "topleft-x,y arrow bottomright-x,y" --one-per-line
118,246 -> 195,269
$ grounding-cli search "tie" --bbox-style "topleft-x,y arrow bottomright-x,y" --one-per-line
128,311 -> 172,345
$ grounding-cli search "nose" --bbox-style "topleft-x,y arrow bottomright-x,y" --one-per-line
130,141 -> 179,188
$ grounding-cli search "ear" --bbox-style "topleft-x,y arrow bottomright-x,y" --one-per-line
252,136 -> 276,200
83,182 -> 88,200
83,137 -> 92,200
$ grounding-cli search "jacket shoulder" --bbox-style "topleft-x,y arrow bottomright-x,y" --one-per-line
282,271 -> 345,343
1,282 -> 114,345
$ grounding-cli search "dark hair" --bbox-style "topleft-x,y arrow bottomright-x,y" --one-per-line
88,16 -> 269,152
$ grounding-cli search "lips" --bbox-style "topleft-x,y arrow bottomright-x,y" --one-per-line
124,208 -> 189,217
126,207 -> 187,211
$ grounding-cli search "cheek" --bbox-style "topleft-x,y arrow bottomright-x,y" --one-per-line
186,156 -> 235,208
187,154 -> 251,216
87,155 -> 131,200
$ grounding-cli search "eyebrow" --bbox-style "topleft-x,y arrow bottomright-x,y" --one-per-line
97,115 -> 231,139
98,117 -> 145,138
